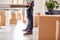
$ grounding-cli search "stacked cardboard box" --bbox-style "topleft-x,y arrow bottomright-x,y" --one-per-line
10,19 -> 17,24
11,13 -> 16,19
1,16 -> 6,26
0,14 -> 1,26
33,13 -> 40,27
0,10 -> 5,15
0,10 -> 6,26
10,13 -> 17,24
0,23 -> 1,26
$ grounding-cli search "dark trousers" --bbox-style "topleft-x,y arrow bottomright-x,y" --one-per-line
26,1 -> 34,32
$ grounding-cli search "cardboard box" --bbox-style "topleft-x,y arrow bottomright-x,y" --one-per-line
0,16 -> 6,26
0,22 -> 1,26
33,13 -> 40,27
10,19 -> 17,24
0,10 -> 5,15
11,13 -> 16,19
12,15 -> 16,19
0,21 -> 6,26
0,12 -> 6,26
1,16 -> 6,20
1,16 -> 6,22
33,15 -> 39,27
39,16 -> 60,40
1,22 -> 5,26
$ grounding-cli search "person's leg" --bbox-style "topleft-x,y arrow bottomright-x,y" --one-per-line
24,15 -> 33,35
24,11 -> 33,35
24,1 -> 34,35
27,16 -> 33,32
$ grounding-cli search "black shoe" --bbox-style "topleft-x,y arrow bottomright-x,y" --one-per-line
24,31 -> 33,35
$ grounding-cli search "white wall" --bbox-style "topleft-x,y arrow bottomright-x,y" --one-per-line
56,0 -> 60,10
0,0 -> 11,4
34,0 -> 46,15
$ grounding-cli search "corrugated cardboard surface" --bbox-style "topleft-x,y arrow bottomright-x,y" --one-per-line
1,16 -> 6,26
0,10 -> 6,26
0,15 -> 6,26
10,19 -> 17,24
58,21 -> 60,40
33,13 -> 40,27
39,16 -> 60,40
11,13 -> 16,19
33,15 -> 39,27
0,10 -> 5,15
10,13 -> 17,24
